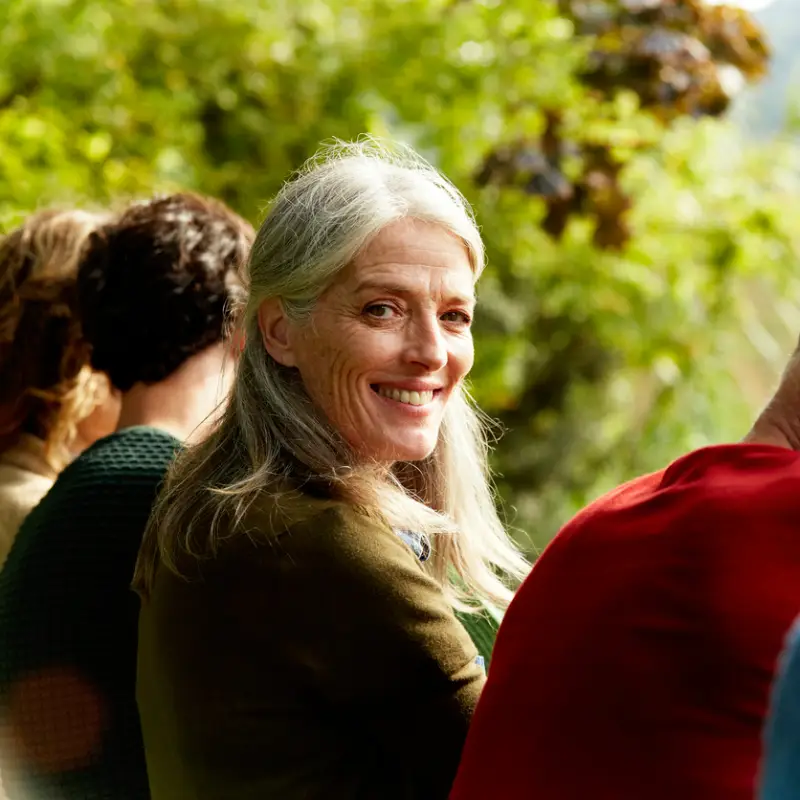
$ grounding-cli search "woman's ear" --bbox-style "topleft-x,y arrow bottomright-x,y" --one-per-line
257,298 -> 297,367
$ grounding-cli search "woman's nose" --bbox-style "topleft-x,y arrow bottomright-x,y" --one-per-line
404,315 -> 447,371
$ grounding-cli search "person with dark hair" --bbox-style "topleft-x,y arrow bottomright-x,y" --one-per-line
0,193 -> 254,800
78,194 -> 248,391
0,209 -> 120,569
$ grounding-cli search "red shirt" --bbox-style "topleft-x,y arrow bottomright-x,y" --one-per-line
451,444 -> 800,800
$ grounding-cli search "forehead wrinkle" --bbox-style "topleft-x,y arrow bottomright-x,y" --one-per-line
354,223 -> 473,271
356,246 -> 472,276
328,221 -> 476,306
352,269 -> 476,307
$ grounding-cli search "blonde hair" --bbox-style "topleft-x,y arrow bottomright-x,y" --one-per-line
0,209 -> 112,470
135,138 -> 529,609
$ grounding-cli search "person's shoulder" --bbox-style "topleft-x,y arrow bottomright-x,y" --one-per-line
0,471 -> 52,566
504,452 -> 712,638
80,425 -> 181,466
15,426 -> 180,536
293,503 -> 393,544
0,460 -> 53,501
659,442 -> 800,490
222,497 -> 428,598
552,443 -> 800,548
59,425 -> 180,483
655,443 -> 800,527
193,498 -> 436,624
540,468 -> 664,556
523,443 -> 800,605
243,497 -> 401,564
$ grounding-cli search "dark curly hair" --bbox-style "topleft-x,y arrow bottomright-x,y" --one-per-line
78,193 -> 254,392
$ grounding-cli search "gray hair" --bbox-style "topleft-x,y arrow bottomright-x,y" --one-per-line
135,138 -> 528,610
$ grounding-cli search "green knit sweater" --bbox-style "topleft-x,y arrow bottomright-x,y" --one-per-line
0,425 -> 498,799
0,426 -> 181,800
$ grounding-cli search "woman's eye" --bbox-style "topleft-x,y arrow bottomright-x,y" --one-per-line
441,310 -> 472,325
364,304 -> 396,319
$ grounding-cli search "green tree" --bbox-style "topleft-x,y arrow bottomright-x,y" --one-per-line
1,0 -> 798,552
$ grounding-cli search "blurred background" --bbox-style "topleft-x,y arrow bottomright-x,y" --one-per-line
2,0 -> 799,555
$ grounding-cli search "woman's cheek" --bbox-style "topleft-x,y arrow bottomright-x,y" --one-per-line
451,336 -> 475,378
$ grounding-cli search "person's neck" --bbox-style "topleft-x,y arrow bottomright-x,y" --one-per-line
744,396 -> 800,452
114,344 -> 232,445
116,381 -> 193,442
744,423 -> 799,450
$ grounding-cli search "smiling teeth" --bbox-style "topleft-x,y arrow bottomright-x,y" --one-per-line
378,387 -> 434,406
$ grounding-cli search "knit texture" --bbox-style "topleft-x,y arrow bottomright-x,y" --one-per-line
0,427 -> 180,800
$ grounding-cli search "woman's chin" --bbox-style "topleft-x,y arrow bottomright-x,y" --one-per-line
365,434 -> 437,464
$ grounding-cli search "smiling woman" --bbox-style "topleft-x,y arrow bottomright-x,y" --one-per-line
132,138 -> 529,800
258,217 -> 476,463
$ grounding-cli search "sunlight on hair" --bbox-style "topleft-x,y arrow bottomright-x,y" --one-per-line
134,136 -> 529,612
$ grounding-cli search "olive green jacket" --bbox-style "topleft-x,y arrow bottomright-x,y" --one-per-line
137,500 -> 490,800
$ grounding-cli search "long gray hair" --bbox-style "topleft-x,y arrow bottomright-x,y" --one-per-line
134,138 -> 528,609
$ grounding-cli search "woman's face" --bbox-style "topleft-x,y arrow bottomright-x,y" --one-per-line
282,218 -> 476,464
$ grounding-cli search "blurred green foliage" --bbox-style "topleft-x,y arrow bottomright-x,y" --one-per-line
2,0 -> 799,553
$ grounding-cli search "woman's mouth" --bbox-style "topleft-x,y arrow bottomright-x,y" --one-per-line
371,385 -> 438,407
